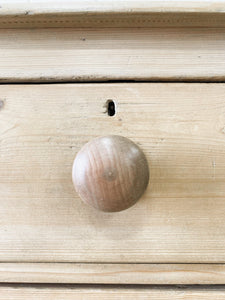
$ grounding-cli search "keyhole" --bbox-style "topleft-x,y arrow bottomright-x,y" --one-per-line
107,100 -> 116,116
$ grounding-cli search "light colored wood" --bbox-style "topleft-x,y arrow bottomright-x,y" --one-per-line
1,263 -> 225,284
2,0 -> 225,15
1,83 -> 225,263
1,28 -> 225,82
0,286 -> 225,300
73,135 -> 149,212
1,1 -> 225,28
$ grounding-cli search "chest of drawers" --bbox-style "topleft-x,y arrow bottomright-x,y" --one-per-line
1,1 -> 225,298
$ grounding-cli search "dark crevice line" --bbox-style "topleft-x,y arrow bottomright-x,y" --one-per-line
1,262 -> 225,265
0,79 -> 225,85
0,283 -> 225,289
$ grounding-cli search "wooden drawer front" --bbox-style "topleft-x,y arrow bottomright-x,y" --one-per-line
1,83 -> 225,263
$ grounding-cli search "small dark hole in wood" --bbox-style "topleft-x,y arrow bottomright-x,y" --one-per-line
107,100 -> 116,116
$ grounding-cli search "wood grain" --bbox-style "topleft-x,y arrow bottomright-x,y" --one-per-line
1,263 -> 225,284
73,135 -> 149,212
0,286 -> 225,300
0,28 -> 225,82
2,83 -> 225,263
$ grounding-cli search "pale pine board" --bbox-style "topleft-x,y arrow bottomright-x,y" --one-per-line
1,83 -> 225,262
0,286 -> 225,300
1,0 -> 225,14
1,263 -> 225,284
1,28 -> 225,81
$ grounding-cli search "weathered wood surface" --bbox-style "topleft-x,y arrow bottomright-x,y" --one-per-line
2,1 -> 225,15
1,28 -> 225,82
0,1 -> 225,28
1,83 -> 225,263
0,285 -> 225,300
1,263 -> 225,284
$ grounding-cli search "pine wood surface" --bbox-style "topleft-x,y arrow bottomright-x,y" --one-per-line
1,83 -> 225,263
1,263 -> 225,284
0,285 -> 224,300
0,28 -> 225,82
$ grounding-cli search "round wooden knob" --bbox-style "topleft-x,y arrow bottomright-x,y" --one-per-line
72,135 -> 149,212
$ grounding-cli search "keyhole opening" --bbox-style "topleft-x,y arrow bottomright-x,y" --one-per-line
107,100 -> 116,116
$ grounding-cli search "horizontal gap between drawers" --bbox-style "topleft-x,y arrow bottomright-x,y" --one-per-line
0,283 -> 225,289
2,80 -> 225,85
